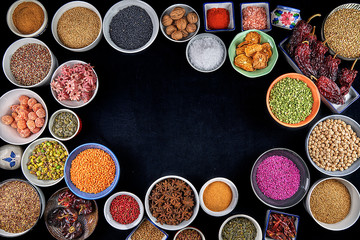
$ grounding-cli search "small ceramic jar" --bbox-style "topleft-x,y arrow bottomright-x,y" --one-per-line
271,5 -> 301,30
0,144 -> 22,170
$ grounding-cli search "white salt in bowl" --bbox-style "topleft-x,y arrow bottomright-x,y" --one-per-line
51,1 -> 103,52
186,33 -> 227,73
2,38 -> 58,88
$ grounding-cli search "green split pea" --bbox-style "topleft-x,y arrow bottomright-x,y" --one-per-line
269,77 -> 313,124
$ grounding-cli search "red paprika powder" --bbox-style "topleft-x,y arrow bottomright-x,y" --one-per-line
207,8 -> 230,30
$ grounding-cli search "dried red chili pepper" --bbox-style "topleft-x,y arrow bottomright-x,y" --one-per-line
318,54 -> 341,81
47,207 -> 78,228
310,40 -> 329,77
314,76 -> 345,104
294,41 -> 316,77
58,190 -> 77,208
338,59 -> 358,96
266,213 -> 297,240
61,220 -> 83,240
74,198 -> 93,215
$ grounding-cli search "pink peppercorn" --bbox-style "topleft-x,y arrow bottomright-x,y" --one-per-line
110,195 -> 140,224
256,155 -> 300,200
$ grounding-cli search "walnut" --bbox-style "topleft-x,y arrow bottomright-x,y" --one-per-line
170,7 -> 186,20
181,29 -> 189,38
186,23 -> 197,33
165,25 -> 177,35
186,12 -> 198,24
162,14 -> 173,26
171,30 -> 183,40
175,18 -> 187,30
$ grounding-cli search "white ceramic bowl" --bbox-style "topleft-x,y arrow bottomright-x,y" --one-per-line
0,178 -> 45,238
199,177 -> 238,217
186,33 -> 227,73
49,109 -> 81,141
104,191 -> 144,230
218,214 -> 262,240
6,0 -> 48,38
174,226 -> 205,240
50,60 -> 99,108
0,88 -> 48,145
145,175 -> 200,231
160,4 -> 200,43
3,38 -> 58,88
305,177 -> 360,231
51,1 -> 103,52
103,0 -> 159,53
305,115 -> 360,177
21,137 -> 68,187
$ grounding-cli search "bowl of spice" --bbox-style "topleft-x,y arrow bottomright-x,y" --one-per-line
0,178 -> 45,237
104,191 -> 144,230
51,1 -> 102,52
228,30 -> 278,78
21,137 -> 68,187
219,214 -> 262,240
50,60 -> 98,108
64,143 -> 120,200
160,4 -> 200,42
174,226 -> 205,240
126,217 -> 168,240
7,0 -> 48,38
266,73 -> 320,128
240,2 -> 271,32
203,2 -> 235,32
145,175 -> 200,231
45,187 -> 98,240
186,33 -> 227,73
264,210 -> 299,240
251,148 -> 310,209
103,0 -> 159,53
49,109 -> 81,141
3,38 -> 58,88
305,177 -> 360,231
0,88 -> 48,145
199,177 -> 238,217
306,115 -> 360,176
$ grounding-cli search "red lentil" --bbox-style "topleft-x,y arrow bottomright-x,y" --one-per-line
110,195 -> 140,224
70,148 -> 115,194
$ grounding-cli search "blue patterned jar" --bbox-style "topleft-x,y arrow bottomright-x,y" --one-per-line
271,5 -> 301,30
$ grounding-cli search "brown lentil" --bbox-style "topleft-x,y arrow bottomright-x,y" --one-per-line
10,43 -> 51,86
70,148 -> 115,194
310,179 -> 351,224
308,118 -> 360,171
324,8 -> 360,58
131,219 -> 165,240
0,180 -> 41,233
57,7 -> 101,49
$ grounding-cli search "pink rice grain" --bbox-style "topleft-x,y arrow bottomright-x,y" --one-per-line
256,155 -> 300,200
242,6 -> 267,30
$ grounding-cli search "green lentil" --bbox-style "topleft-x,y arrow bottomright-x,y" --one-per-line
27,140 -> 68,180
269,77 -> 313,124
222,217 -> 257,240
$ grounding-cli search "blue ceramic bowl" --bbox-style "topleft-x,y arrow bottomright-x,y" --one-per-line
64,143 -> 120,200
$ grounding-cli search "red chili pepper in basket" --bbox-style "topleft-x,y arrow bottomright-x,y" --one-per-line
318,54 -> 341,81
294,41 -> 317,77
314,75 -> 345,105
338,59 -> 358,96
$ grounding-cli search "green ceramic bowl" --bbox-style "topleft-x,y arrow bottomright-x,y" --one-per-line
228,29 -> 278,78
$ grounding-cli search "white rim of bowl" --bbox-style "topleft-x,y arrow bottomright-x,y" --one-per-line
199,177 -> 238,217
186,33 -> 227,73
49,109 -> 80,141
144,175 -> 200,231
218,214 -> 262,240
160,4 -> 200,43
174,226 -> 205,240
306,177 -> 360,231
104,191 -> 144,230
21,137 -> 68,187
51,1 -> 103,52
6,0 -> 48,38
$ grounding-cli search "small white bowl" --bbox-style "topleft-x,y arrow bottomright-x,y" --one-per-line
50,60 -> 99,108
21,137 -> 68,187
2,38 -> 58,88
174,226 -> 205,240
0,88 -> 48,145
49,109 -> 81,141
199,177 -> 238,217
160,4 -> 200,43
218,214 -> 262,240
305,177 -> 360,231
103,0 -> 159,53
6,0 -> 48,38
104,191 -> 144,230
145,175 -> 200,231
51,1 -> 103,52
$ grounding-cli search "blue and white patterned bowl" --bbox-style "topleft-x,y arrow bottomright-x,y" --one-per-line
64,143 -> 120,200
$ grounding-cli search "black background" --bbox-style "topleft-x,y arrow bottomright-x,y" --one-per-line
1,0 -> 360,239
